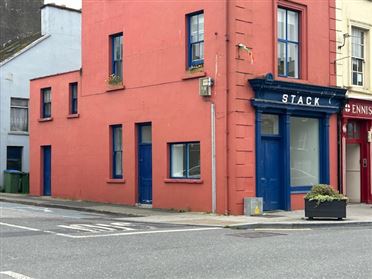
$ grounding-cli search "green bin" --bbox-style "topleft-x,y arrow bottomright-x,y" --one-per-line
3,170 -> 22,193
20,172 -> 29,194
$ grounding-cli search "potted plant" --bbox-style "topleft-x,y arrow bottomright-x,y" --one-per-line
106,74 -> 123,90
304,184 -> 348,220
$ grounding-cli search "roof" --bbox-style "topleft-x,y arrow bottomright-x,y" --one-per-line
41,3 -> 81,13
0,32 -> 43,63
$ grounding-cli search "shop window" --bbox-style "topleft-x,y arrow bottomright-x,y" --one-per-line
69,82 -> 78,115
10,98 -> 28,132
347,121 -> 360,139
277,8 -> 299,78
7,146 -> 22,171
110,33 -> 123,80
170,142 -> 200,179
351,27 -> 365,86
41,88 -> 51,118
187,11 -> 204,68
290,117 -> 319,187
111,125 -> 123,179
261,114 -> 279,135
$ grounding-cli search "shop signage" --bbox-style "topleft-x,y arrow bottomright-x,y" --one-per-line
344,103 -> 372,116
282,94 -> 320,106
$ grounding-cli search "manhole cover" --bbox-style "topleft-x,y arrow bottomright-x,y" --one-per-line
228,231 -> 286,238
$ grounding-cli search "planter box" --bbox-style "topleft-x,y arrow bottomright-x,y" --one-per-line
305,199 -> 347,220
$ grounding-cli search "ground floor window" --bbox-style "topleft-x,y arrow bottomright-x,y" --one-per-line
290,117 -> 320,187
170,142 -> 200,179
7,146 -> 23,171
112,125 -> 123,179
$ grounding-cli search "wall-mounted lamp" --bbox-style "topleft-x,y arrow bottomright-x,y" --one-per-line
338,33 -> 351,50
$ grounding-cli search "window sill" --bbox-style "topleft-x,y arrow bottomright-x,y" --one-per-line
164,178 -> 203,184
8,131 -> 29,136
106,84 -> 125,92
67,113 -> 80,119
106,178 -> 126,184
38,117 -> 53,122
182,71 -> 206,80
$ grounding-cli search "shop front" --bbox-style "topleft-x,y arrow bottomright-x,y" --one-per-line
341,98 -> 372,204
249,75 -> 346,211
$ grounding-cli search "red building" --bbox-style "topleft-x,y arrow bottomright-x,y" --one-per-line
30,0 -> 346,214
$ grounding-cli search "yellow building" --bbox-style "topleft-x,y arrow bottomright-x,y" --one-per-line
336,0 -> 372,204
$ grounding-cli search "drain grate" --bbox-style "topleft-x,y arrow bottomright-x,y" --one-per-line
227,231 -> 287,238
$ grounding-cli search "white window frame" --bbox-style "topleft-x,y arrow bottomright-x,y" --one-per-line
351,27 -> 365,87
10,98 -> 29,132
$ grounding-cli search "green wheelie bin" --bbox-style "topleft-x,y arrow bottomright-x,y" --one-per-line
3,170 -> 22,193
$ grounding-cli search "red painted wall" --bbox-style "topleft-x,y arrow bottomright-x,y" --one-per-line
30,0 -> 338,214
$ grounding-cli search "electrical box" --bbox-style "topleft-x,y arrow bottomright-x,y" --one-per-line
244,197 -> 263,216
199,77 -> 213,97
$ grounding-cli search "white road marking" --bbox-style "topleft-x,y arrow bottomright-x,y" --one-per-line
0,222 -> 41,232
0,271 -> 34,279
254,228 -> 312,231
58,222 -> 136,233
55,227 -> 222,239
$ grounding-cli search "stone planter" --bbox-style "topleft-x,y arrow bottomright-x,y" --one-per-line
304,199 -> 347,220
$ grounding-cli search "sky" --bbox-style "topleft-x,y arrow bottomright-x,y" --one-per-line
44,0 -> 82,9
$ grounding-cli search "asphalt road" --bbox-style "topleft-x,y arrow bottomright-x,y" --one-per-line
0,201 -> 371,279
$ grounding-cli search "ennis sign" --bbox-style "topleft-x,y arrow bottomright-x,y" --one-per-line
282,94 -> 320,106
344,102 -> 372,117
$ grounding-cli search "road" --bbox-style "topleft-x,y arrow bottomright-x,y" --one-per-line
0,201 -> 371,279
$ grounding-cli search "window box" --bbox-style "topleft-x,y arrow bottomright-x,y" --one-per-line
106,83 -> 125,92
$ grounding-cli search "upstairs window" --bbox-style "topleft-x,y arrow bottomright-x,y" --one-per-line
69,82 -> 78,115
111,33 -> 123,80
277,8 -> 299,78
351,27 -> 365,86
170,142 -> 200,179
10,98 -> 28,132
112,125 -> 123,179
187,12 -> 204,68
41,88 -> 51,118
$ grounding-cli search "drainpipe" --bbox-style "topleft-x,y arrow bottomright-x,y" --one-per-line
211,103 -> 216,213
224,0 -> 230,215
337,113 -> 343,194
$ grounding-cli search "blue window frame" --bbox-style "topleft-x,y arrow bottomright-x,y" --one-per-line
111,33 -> 123,79
277,8 -> 299,78
41,88 -> 51,118
69,82 -> 78,114
187,11 -> 204,67
170,142 -> 200,179
112,125 -> 123,179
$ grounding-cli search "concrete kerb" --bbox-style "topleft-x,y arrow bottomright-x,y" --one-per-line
227,220 -> 372,230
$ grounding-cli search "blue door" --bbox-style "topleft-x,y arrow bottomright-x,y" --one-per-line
259,138 -> 282,210
138,125 -> 152,204
43,146 -> 51,196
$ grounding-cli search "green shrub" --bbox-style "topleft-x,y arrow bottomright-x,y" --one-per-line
305,184 -> 347,204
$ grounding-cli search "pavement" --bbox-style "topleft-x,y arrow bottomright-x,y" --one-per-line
1,193 -> 371,229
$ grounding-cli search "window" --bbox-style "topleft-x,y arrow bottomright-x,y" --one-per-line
347,121 -> 360,139
41,88 -> 51,118
278,8 -> 299,78
69,82 -> 78,114
351,27 -> 365,86
290,117 -> 319,187
7,146 -> 23,171
261,114 -> 279,135
111,33 -> 123,80
112,125 -> 123,179
170,142 -> 200,179
187,12 -> 204,67
10,98 -> 28,132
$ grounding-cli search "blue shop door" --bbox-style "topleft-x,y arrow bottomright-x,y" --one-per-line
43,146 -> 51,196
138,125 -> 152,204
259,138 -> 282,210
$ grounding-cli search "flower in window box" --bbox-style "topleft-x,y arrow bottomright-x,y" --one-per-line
106,74 -> 123,87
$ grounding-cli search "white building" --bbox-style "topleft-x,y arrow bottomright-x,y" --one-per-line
0,4 -> 81,189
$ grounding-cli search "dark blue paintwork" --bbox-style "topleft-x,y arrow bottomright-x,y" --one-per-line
43,146 -> 51,196
138,125 -> 152,204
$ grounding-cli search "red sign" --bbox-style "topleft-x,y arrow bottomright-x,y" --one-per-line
343,99 -> 372,119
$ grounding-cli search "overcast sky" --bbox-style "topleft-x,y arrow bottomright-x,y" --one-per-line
44,0 -> 82,9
